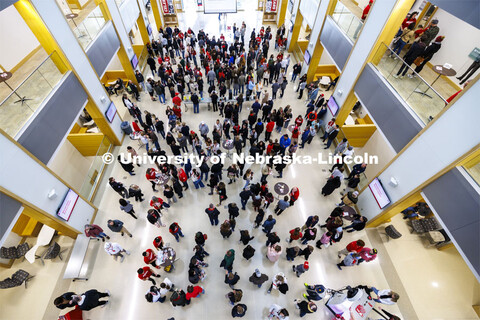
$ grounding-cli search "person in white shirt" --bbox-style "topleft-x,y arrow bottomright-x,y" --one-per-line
370,287 -> 400,305
104,242 -> 130,262
331,167 -> 345,180
145,286 -> 162,303
268,303 -> 289,319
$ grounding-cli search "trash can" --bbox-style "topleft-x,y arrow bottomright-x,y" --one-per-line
121,121 -> 133,135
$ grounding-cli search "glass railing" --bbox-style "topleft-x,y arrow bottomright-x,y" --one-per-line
0,52 -> 67,137
371,43 -> 447,124
79,135 -> 113,200
331,1 -> 363,42
72,6 -> 106,49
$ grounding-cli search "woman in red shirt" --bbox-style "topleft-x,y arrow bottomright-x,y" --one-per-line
337,239 -> 365,257
288,227 -> 303,243
289,187 -> 300,206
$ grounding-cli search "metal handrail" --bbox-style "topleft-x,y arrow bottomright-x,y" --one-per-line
0,52 -> 64,106
379,43 -> 448,103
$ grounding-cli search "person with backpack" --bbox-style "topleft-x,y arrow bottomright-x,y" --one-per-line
147,209 -> 165,228
169,222 -> 184,242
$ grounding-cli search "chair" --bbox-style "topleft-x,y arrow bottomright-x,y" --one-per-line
0,243 -> 30,260
39,242 -> 67,266
384,225 -> 402,241
0,270 -> 34,289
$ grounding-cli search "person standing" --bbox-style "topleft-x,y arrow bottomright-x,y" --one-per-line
337,252 -> 361,270
274,196 -> 290,215
323,125 -> 340,149
231,304 -> 247,317
262,215 -> 276,234
338,239 -> 365,257
137,266 -> 161,285
353,0 -> 373,39
394,35 -> 427,79
107,219 -> 132,237
109,177 -> 128,198
71,290 -> 110,311
205,203 -> 221,226
249,269 -> 269,288
409,36 -> 444,77
84,224 -> 110,241
119,199 -> 137,219
422,19 -> 440,46
220,249 -> 235,271
294,299 -> 317,317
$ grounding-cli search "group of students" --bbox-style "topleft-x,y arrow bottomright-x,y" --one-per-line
55,19 -> 406,319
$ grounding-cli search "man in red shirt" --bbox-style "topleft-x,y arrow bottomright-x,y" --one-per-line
185,285 -> 205,304
143,249 -> 158,268
150,196 -> 165,210
353,0 -> 373,39
337,239 -> 365,257
265,120 -> 275,141
146,168 -> 159,192
137,266 -> 160,285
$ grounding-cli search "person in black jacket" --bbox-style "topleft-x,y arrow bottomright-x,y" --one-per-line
191,92 -> 200,113
71,290 -> 110,310
225,270 -> 240,289
324,125 -> 340,149
239,188 -> 252,210
232,304 -> 247,317
239,230 -> 254,245
228,203 -> 240,219
242,245 -> 255,260
394,35 -> 427,78
117,155 -> 135,176
54,292 -> 76,309
410,36 -> 444,76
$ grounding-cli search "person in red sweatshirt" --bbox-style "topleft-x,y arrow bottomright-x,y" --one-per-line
146,168 -> 159,192
137,266 -> 161,285
289,187 -> 300,206
288,227 -> 303,243
172,93 -> 182,107
143,249 -> 158,268
265,120 -> 275,141
153,236 -> 164,251
337,239 -> 365,257
359,247 -> 377,263
185,285 -> 205,304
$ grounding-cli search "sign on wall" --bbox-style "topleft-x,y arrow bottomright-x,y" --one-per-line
161,0 -> 175,14
265,0 -> 278,12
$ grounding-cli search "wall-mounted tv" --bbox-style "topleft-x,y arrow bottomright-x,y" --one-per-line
147,23 -> 152,36
105,101 -> 117,123
131,54 -> 138,69
327,96 -> 339,116
57,189 -> 79,221
369,178 -> 391,209
304,50 -> 311,65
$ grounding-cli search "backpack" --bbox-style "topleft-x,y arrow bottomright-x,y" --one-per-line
178,168 -> 187,182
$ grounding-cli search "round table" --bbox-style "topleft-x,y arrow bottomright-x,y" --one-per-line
341,205 -> 357,221
155,173 -> 170,186
414,65 -> 456,99
222,139 -> 234,159
156,247 -> 177,270
274,182 -> 289,196
0,72 -> 32,105
65,13 -> 79,27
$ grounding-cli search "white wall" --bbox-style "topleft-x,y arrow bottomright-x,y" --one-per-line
429,8 -> 480,86
0,5 -> 40,70
299,0 -> 320,28
55,0 -> 72,14
357,80 -> 480,220
0,134 -> 95,232
120,0 -> 141,34
332,0 -> 398,106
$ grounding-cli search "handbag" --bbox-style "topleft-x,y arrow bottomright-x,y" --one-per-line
413,57 -> 425,66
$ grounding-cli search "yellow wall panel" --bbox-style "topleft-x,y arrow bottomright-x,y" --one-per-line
67,133 -> 105,156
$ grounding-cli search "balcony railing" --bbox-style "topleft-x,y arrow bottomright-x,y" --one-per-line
372,42 -> 447,125
331,1 -> 363,42
72,6 -> 106,49
79,135 -> 113,200
0,52 -> 67,137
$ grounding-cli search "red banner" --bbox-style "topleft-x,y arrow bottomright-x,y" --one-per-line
271,0 -> 277,12
161,0 -> 169,14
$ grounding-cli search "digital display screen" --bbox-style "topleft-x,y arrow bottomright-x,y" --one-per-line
327,96 -> 339,116
203,0 -> 237,13
304,50 -> 311,65
105,101 -> 117,123
131,54 -> 138,69
57,189 -> 79,221
369,178 -> 391,209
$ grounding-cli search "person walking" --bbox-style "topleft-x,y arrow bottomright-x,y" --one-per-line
337,252 -> 361,270
293,261 -> 309,277
220,249 -> 235,271
302,283 -> 326,301
119,199 -> 137,219
147,209 -> 166,228
262,215 -> 276,234
104,242 -> 130,262
107,219 -> 132,237
84,224 -> 110,241
169,222 -> 185,242
109,177 -> 128,198
267,272 -> 288,294
274,196 -> 290,215
294,299 -> 317,317
71,290 -> 110,310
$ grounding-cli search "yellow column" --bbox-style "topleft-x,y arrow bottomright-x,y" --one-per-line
21,206 -> 80,239
14,0 -> 70,73
137,15 -> 150,45
335,91 -> 357,126
366,192 -> 424,227
306,43 -> 324,82
150,0 -> 163,30
288,11 -> 303,53
277,0 -> 288,27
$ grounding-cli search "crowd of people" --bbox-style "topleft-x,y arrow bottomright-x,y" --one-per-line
57,21 -> 400,320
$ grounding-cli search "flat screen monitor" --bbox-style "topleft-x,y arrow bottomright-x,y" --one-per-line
327,96 -> 339,116
369,178 -> 391,209
105,102 -> 117,123
147,23 -> 152,36
304,50 -> 311,65
203,0 -> 237,13
131,54 -> 138,69
57,189 -> 79,221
